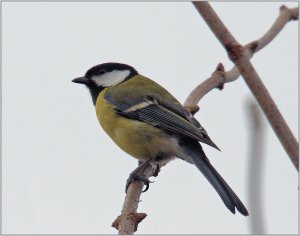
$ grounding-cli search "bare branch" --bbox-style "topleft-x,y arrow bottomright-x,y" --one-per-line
191,1 -> 298,171
111,164 -> 154,234
255,5 -> 299,52
184,5 -> 299,108
112,162 -> 166,234
246,100 -> 266,234
113,3 -> 298,234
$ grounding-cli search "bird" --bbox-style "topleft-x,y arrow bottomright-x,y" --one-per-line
72,62 -> 249,216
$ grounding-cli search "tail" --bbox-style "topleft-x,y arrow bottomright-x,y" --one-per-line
180,141 -> 249,216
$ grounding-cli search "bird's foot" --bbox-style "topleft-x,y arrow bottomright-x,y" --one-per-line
125,173 -> 154,193
153,164 -> 160,177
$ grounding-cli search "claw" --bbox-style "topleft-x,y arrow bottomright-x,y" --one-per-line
125,177 -> 133,193
153,164 -> 160,177
125,173 -> 153,193
142,182 -> 150,192
142,180 -> 155,192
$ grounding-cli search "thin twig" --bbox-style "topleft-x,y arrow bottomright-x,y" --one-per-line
246,100 -> 266,234
111,164 -> 154,235
192,1 -> 299,171
112,161 -> 167,234
184,5 -> 299,108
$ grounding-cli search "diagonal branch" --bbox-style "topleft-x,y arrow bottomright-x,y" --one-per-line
184,5 -> 299,107
112,3 -> 298,234
191,1 -> 298,171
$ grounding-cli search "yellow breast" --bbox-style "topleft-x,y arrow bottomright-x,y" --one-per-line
95,88 -> 179,161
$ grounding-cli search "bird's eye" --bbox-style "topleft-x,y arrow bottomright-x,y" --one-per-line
99,70 -> 105,75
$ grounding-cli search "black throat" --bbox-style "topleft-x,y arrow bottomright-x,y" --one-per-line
87,83 -> 104,105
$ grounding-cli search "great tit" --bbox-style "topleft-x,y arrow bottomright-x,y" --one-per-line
72,62 -> 248,216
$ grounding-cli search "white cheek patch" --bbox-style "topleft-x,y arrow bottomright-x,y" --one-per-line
91,70 -> 130,87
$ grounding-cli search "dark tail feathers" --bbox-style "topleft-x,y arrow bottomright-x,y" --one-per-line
181,141 -> 249,216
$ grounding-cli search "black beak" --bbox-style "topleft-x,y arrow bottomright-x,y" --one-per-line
72,77 -> 89,85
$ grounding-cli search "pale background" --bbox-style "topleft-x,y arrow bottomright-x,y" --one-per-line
2,2 -> 298,234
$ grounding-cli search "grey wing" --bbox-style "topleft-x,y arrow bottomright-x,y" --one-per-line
115,95 -> 220,151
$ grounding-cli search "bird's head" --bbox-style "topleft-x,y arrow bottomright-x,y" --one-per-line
72,62 -> 138,104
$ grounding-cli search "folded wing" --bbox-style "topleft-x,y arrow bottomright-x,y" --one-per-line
115,95 -> 220,150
